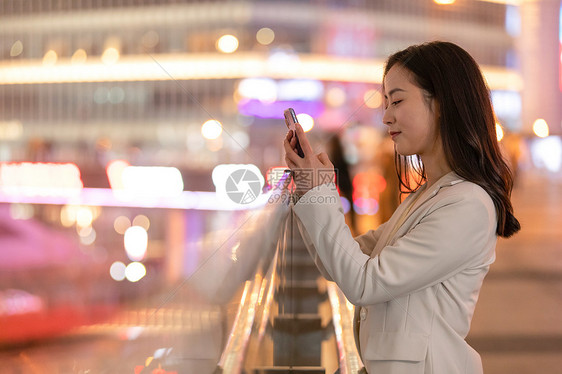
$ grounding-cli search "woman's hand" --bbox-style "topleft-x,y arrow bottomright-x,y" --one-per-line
283,122 -> 335,195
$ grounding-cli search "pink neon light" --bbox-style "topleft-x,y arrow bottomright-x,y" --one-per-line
0,188 -> 269,210
237,99 -> 324,119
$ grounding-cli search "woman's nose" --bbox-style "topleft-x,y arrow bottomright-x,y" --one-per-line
382,108 -> 393,126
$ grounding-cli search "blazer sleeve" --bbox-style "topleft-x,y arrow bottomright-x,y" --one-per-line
294,187 -> 388,281
293,183 -> 496,306
354,221 -> 389,256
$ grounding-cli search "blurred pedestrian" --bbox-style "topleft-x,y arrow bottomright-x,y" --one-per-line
326,134 -> 357,235
377,136 -> 400,223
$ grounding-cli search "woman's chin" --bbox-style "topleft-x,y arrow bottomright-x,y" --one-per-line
395,147 -> 416,157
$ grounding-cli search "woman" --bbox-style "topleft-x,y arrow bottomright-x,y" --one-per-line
283,41 -> 520,373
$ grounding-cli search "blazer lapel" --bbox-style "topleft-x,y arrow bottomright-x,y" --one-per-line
370,172 -> 463,258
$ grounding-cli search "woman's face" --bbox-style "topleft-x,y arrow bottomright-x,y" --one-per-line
382,64 -> 440,158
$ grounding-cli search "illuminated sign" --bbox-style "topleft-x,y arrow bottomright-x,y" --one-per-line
237,78 -> 324,102
121,166 -> 184,198
0,162 -> 83,196
106,161 -> 184,198
0,162 -> 269,210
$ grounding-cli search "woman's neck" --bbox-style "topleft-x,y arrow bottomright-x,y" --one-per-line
421,151 -> 452,189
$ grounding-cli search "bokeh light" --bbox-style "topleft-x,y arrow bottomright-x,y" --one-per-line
76,207 -> 94,228
110,261 -> 127,281
102,47 -> 120,65
296,113 -> 314,132
132,215 -> 150,231
201,119 -> 223,140
42,50 -> 57,66
533,118 -> 549,138
124,226 -> 148,261
71,49 -> 87,64
353,197 -> 379,215
78,225 -> 93,237
79,227 -> 96,245
326,87 -> 346,107
114,215 -> 132,234
10,204 -> 34,220
125,262 -> 147,282
60,205 -> 76,227
108,87 -> 125,104
216,35 -> 239,53
10,41 -> 23,57
364,89 -> 383,109
256,28 -> 275,45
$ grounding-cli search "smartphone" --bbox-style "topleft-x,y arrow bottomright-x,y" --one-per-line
284,108 -> 305,158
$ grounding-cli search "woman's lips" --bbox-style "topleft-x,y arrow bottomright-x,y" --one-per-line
390,131 -> 401,140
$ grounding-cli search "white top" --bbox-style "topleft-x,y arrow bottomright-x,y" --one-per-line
293,171 -> 497,374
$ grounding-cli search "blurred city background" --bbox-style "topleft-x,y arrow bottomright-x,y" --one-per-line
0,0 -> 561,373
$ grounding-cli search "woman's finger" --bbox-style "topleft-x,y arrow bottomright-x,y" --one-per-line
317,152 -> 333,167
295,122 -> 314,157
283,137 -> 295,155
290,136 -> 297,148
286,129 -> 293,140
283,138 -> 302,166
286,130 -> 299,152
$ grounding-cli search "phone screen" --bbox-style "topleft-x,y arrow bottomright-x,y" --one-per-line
284,108 -> 305,158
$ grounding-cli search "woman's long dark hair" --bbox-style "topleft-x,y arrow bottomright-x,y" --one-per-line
384,41 -> 520,238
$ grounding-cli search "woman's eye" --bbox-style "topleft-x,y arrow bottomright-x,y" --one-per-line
392,100 -> 402,106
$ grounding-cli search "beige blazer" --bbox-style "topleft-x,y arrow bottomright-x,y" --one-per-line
293,172 -> 497,374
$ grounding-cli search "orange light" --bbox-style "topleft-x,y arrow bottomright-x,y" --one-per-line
102,47 -> 120,65
352,171 -> 386,216
495,123 -> 504,142
216,35 -> 239,53
352,171 -> 386,201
